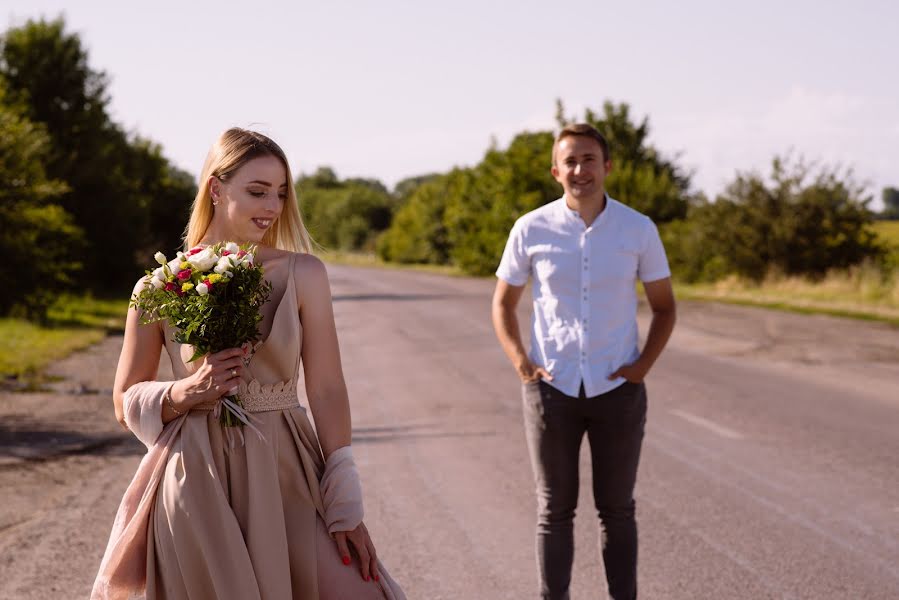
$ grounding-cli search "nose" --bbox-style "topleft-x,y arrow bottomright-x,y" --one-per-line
264,192 -> 281,214
573,162 -> 583,175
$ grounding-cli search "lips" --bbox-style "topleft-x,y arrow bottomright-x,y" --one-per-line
252,218 -> 272,229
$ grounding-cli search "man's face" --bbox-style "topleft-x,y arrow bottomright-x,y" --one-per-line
551,135 -> 612,200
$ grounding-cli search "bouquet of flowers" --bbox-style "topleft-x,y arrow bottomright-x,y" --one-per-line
131,241 -> 272,427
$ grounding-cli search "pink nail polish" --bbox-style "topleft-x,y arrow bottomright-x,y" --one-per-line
364,575 -> 370,582
342,556 -> 351,566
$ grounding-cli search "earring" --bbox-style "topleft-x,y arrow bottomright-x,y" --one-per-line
212,196 -> 219,206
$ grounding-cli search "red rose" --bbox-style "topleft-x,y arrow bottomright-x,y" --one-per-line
164,282 -> 178,292
238,250 -> 247,257
221,250 -> 231,256
203,278 -> 213,289
177,269 -> 192,280
187,247 -> 203,256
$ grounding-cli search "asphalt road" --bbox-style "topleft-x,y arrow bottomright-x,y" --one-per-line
1,263 -> 897,599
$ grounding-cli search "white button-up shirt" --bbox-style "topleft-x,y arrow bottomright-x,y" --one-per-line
496,196 -> 671,398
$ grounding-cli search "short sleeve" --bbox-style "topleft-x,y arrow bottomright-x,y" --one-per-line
638,220 -> 671,283
496,218 -> 531,286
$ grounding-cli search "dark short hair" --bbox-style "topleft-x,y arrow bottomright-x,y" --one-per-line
553,123 -> 610,164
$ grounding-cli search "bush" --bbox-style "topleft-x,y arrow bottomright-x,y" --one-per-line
671,156 -> 884,282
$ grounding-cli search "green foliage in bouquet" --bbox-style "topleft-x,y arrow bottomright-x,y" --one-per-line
130,242 -> 273,427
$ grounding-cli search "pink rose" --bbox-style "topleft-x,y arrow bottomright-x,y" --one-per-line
177,269 -> 192,280
164,282 -> 178,292
187,247 -> 204,256
237,250 -> 247,257
203,278 -> 213,289
221,250 -> 231,256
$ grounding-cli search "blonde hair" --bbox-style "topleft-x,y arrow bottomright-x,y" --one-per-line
184,127 -> 313,253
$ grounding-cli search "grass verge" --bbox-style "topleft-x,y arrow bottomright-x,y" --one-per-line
1,295 -> 128,383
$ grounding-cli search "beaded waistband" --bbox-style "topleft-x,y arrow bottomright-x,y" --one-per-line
193,379 -> 299,413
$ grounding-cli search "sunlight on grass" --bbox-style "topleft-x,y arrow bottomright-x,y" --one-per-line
320,250 -> 465,277
0,295 -> 128,379
676,267 -> 899,325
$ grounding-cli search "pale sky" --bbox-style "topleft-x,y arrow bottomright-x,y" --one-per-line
4,0 -> 898,209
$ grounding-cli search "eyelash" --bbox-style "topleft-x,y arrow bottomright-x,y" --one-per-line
249,191 -> 288,200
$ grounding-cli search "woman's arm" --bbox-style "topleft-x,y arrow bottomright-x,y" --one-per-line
113,279 -> 246,430
296,255 -> 352,459
112,280 -> 166,428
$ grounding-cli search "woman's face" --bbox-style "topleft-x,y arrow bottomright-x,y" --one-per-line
209,155 -> 288,244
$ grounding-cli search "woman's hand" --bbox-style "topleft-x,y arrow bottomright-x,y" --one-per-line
333,521 -> 380,583
170,347 -> 245,411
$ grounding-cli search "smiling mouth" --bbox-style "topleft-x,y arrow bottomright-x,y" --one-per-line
252,218 -> 272,229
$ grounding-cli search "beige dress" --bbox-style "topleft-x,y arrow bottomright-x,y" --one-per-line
120,253 -> 403,599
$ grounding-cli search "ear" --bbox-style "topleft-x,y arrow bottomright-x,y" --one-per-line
208,176 -> 222,199
603,160 -> 613,175
550,164 -> 561,182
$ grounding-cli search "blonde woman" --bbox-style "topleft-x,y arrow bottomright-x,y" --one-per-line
93,128 -> 405,600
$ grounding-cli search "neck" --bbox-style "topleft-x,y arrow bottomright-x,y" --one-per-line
199,223 -> 245,247
565,190 -> 607,226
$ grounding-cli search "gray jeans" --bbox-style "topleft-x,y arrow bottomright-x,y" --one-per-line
522,379 -> 647,600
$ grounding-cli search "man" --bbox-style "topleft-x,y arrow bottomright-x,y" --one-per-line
492,123 -> 676,600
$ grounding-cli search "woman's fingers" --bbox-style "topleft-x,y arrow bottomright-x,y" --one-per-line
334,532 -> 352,566
349,530 -> 372,581
365,534 -> 380,582
210,347 -> 244,361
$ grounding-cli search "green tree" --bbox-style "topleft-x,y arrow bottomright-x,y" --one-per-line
297,168 -> 395,252
0,84 -> 83,320
392,173 -> 440,201
572,100 -> 691,222
0,17 -> 194,290
882,186 -> 899,218
445,132 -> 557,274
673,156 -> 883,282
377,172 -> 461,264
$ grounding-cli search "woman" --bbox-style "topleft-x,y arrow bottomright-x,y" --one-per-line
92,128 -> 405,599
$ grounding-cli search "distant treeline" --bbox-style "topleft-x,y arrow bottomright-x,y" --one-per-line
1,17 -> 895,323
304,100 -> 894,283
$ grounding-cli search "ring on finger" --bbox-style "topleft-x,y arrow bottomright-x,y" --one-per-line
230,369 -> 237,377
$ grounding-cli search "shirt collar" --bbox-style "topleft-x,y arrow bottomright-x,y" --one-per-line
559,193 -> 614,228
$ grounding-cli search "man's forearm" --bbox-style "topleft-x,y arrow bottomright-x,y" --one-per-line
492,304 -> 529,369
638,307 -> 676,373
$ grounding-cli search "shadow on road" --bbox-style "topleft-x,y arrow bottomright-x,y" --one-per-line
0,417 -> 143,464
352,423 -> 496,444
333,293 -> 473,303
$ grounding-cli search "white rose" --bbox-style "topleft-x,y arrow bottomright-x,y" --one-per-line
187,247 -> 219,272
239,253 -> 254,266
196,282 -> 209,295
167,257 -> 182,275
225,242 -> 240,255
152,266 -> 166,281
214,256 -> 234,274
151,276 -> 165,289
154,251 -> 167,265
